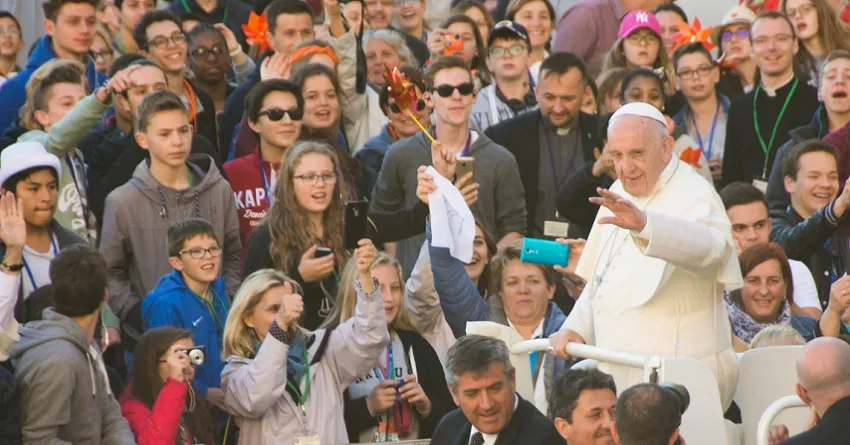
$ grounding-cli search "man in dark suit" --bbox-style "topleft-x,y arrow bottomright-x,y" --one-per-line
431,335 -> 565,445
775,337 -> 850,444
485,53 -> 601,240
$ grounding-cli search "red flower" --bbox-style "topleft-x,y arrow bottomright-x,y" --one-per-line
242,12 -> 270,54
384,66 -> 418,112
741,0 -> 780,13
679,147 -> 704,169
673,18 -> 715,52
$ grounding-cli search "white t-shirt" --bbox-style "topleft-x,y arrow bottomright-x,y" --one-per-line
788,259 -> 821,310
22,244 -> 55,299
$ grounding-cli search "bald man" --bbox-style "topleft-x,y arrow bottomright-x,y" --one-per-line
777,337 -> 850,444
551,102 -> 742,409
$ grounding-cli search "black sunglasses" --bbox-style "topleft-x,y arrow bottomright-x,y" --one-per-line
258,107 -> 304,121
389,99 -> 427,113
433,82 -> 475,98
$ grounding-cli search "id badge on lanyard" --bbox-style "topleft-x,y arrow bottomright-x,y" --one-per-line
294,436 -> 320,445
544,212 -> 570,238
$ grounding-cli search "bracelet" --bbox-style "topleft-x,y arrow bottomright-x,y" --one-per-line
229,47 -> 243,58
1,259 -> 23,272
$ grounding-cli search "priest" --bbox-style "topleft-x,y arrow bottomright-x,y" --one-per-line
550,102 -> 742,408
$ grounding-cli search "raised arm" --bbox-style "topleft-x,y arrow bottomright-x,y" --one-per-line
770,179 -> 850,260
0,191 -> 23,361
404,241 -> 442,334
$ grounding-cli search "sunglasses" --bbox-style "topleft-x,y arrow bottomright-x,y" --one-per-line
433,82 -> 475,98
258,107 -> 304,121
389,99 -> 426,113
722,29 -> 750,41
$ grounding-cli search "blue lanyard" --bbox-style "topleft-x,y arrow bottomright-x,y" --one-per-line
22,234 -> 59,292
258,150 -> 274,207
689,101 -> 721,160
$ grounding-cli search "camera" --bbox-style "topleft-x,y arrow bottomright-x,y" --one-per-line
660,382 -> 690,445
443,33 -> 463,56
182,346 -> 206,366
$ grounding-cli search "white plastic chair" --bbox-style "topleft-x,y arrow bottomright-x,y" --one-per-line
734,346 -> 807,445
756,395 -> 807,445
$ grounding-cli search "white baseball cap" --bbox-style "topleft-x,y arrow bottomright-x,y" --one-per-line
610,102 -> 667,128
0,141 -> 62,190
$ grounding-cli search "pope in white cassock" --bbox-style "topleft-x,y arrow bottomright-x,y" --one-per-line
550,102 -> 742,408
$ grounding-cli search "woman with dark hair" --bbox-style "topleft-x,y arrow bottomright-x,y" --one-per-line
727,243 -> 817,351
427,14 -> 491,88
119,327 -> 215,445
451,0 -> 494,45
505,0 -> 555,83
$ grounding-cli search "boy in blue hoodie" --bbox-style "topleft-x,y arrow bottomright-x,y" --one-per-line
142,217 -> 228,410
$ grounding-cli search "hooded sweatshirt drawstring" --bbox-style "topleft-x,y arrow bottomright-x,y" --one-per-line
157,186 -> 201,220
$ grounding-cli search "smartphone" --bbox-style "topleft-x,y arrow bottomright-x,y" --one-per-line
443,33 -> 463,56
315,247 -> 333,258
344,200 -> 369,249
456,156 -> 475,183
520,238 -> 570,267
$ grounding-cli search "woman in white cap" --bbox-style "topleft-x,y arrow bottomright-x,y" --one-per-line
781,0 -> 850,86
714,5 -> 758,99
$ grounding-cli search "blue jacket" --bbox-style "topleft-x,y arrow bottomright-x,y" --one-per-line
0,36 -> 105,137
355,124 -> 395,174
142,270 -> 229,397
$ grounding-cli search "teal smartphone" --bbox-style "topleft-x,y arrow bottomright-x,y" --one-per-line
520,238 -> 570,267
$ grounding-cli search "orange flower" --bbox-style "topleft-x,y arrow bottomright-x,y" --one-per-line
679,147 -> 704,169
384,66 -> 418,112
673,18 -> 715,51
242,12 -> 270,54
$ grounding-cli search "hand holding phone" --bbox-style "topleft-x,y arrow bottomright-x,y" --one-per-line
298,246 -> 335,283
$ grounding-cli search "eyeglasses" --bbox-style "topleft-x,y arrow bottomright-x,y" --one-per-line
93,49 -> 114,61
0,27 -> 20,38
190,44 -> 227,60
677,65 -> 714,80
433,82 -> 475,97
395,0 -> 421,6
294,172 -> 338,186
786,3 -> 815,18
148,32 -> 186,49
626,32 -> 659,46
258,107 -> 304,121
388,99 -> 426,113
489,44 -> 526,58
752,34 -> 794,48
721,29 -> 750,41
179,246 -> 223,259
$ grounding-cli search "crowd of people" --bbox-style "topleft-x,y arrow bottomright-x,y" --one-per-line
3,0 -> 850,444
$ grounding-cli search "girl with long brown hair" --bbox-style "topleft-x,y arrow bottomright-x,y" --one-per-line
782,0 -> 850,84
243,140 -> 348,330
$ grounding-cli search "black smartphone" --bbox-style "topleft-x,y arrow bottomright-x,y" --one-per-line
344,200 -> 369,249
315,247 -> 333,258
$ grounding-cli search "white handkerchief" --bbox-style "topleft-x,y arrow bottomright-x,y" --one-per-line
427,166 -> 475,263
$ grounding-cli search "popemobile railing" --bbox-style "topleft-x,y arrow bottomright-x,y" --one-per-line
756,395 -> 806,445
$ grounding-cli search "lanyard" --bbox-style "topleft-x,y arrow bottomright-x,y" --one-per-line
753,78 -> 799,179
194,288 -> 224,332
22,234 -> 59,292
285,345 -> 311,417
258,150 -> 274,206
434,126 -> 472,157
541,122 -> 580,192
377,343 -> 395,380
65,155 -> 90,229
689,101 -> 721,161
182,0 -> 229,24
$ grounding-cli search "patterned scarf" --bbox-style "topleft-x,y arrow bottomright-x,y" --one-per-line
725,292 -> 791,343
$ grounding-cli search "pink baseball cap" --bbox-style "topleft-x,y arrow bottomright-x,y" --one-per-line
618,10 -> 662,39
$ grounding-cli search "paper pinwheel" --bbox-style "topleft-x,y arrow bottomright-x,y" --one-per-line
385,66 -> 435,142
242,12 -> 270,55
679,147 -> 704,169
673,18 -> 715,51
742,0 -> 780,13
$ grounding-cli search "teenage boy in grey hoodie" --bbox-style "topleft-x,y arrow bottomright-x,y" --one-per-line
10,244 -> 135,445
100,90 -> 241,349
371,55 -> 527,277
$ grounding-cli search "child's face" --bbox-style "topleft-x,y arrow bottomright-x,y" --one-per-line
170,234 -> 222,284
9,169 -> 58,228
36,82 -> 86,131
137,109 -> 192,169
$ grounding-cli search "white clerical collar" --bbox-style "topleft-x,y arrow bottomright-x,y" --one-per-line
470,394 -> 519,444
760,72 -> 795,97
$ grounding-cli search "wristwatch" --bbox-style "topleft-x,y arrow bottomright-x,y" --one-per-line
1,259 -> 23,273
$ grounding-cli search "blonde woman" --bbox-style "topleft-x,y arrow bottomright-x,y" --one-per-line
322,252 -> 455,442
220,241 -> 389,445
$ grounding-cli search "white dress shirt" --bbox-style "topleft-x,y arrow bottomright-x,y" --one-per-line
469,393 -> 519,445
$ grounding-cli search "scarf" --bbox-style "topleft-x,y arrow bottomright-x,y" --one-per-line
725,292 -> 791,343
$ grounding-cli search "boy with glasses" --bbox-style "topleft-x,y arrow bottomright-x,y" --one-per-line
142,218 -> 230,411
371,55 -> 526,277
471,20 -> 536,131
672,43 -> 731,183
224,79 -> 303,246
0,11 -> 23,87
134,10 -> 219,154
99,90 -> 241,354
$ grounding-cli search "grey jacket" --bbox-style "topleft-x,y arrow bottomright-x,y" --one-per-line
10,308 -> 135,445
100,155 -> 241,340
220,283 -> 389,445
370,130 -> 527,277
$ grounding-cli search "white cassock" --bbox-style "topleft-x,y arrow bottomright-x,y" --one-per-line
564,156 -> 742,409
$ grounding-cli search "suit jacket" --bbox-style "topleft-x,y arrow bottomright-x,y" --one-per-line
430,395 -> 565,445
485,110 -> 600,237
782,396 -> 850,444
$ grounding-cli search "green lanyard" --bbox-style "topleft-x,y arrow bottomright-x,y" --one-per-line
753,78 -> 799,179
182,0 -> 229,24
194,289 -> 223,331
286,346 -> 311,417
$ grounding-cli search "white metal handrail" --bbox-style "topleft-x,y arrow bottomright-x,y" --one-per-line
756,395 -> 806,445
509,339 -> 656,370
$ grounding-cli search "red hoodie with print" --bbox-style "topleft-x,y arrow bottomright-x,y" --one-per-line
223,149 -> 280,247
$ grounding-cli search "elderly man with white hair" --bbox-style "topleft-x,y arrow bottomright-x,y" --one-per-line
551,102 -> 742,408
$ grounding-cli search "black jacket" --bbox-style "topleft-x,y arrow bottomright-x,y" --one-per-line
343,329 -> 455,442
0,365 -> 19,445
485,110 -> 600,238
86,129 -> 221,231
781,396 -> 850,445
770,204 -> 850,307
555,160 -> 615,239
187,79 -> 220,154
766,106 -> 831,212
430,394 -> 565,445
